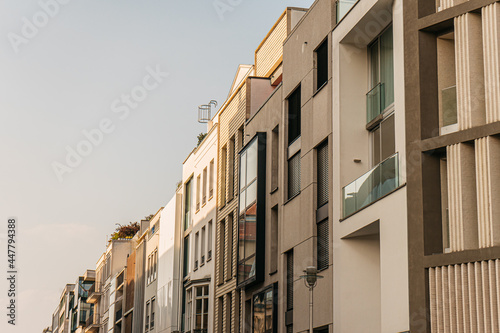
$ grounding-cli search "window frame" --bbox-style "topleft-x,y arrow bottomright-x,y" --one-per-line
251,283 -> 278,333
237,133 -> 267,288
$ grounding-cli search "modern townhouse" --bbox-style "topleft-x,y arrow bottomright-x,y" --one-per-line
404,0 -> 500,332
87,238 -> 134,333
156,193 -> 183,333
143,209 -> 162,333
72,270 -> 95,333
331,0 -> 409,331
280,1 -> 335,332
214,7 -> 309,332
180,120 -> 218,333
48,270 -> 96,333
51,284 -> 76,333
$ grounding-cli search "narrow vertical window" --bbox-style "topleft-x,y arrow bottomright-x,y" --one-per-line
226,293 -> 232,332
228,136 -> 236,201
150,298 -> 155,329
218,296 -> 224,333
145,301 -> 150,331
209,159 -> 215,199
202,167 -> 207,205
218,220 -> 226,284
271,125 -> 279,191
227,213 -> 234,281
221,146 -> 227,204
315,38 -> 328,90
208,220 -> 213,260
288,86 -> 301,144
195,232 -> 199,270
196,174 -> 201,211
270,206 -> 278,273
183,236 -> 190,278
201,226 -> 206,264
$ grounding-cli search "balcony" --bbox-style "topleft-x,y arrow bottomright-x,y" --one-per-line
342,153 -> 399,218
366,82 -> 385,125
336,0 -> 358,23
84,314 -> 100,333
86,283 -> 102,304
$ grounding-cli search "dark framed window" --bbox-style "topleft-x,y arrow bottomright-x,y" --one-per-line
368,25 -> 394,110
194,285 -> 209,332
237,133 -> 266,287
252,284 -> 277,333
288,86 -> 301,144
183,236 -> 190,278
317,141 -> 329,208
316,38 -> 328,90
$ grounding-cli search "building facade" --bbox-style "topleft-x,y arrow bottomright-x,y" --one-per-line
404,0 -> 500,332
180,122 -> 218,333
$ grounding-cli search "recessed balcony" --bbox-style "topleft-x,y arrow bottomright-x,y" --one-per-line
342,153 -> 400,218
86,283 -> 102,304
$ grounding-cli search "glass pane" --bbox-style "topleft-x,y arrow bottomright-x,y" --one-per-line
195,314 -> 202,329
246,140 -> 258,184
239,189 -> 246,214
239,216 -> 246,262
246,256 -> 256,278
265,290 -> 273,331
204,285 -> 209,296
244,203 -> 257,259
203,314 -> 208,329
246,181 -> 257,208
369,40 -> 379,88
372,126 -> 381,166
196,299 -> 202,313
203,298 -> 209,313
381,114 -> 395,161
380,26 -> 394,108
342,153 -> 399,217
442,86 -> 457,126
253,293 -> 265,333
196,287 -> 203,297
336,0 -> 358,22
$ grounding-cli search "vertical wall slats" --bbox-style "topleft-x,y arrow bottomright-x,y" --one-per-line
430,260 -> 500,332
482,3 -> 500,124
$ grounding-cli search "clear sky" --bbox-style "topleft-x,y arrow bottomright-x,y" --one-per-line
0,0 -> 315,331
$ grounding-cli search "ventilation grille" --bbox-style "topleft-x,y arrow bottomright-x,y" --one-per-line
286,251 -> 294,311
317,220 -> 329,271
317,142 -> 329,208
288,153 -> 301,199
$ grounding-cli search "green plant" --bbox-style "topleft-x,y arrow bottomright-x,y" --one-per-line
110,222 -> 140,240
197,132 -> 207,146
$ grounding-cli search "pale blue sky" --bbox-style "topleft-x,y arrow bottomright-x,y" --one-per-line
0,0 -> 315,331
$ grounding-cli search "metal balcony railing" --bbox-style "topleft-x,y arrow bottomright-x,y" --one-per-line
342,153 -> 399,218
366,82 -> 385,124
85,314 -> 100,327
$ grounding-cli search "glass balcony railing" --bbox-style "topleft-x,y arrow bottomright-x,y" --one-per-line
342,153 -> 399,218
366,82 -> 385,124
441,85 -> 457,127
336,0 -> 358,23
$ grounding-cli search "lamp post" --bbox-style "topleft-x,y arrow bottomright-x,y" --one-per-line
300,266 -> 323,333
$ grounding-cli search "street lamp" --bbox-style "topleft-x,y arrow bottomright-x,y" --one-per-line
300,266 -> 324,333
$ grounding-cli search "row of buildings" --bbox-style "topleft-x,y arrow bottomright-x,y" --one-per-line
44,0 -> 500,332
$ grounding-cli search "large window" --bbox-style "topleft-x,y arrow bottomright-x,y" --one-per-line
209,159 -> 214,199
371,113 -> 395,166
194,285 -> 209,333
253,285 -> 277,333
367,25 -> 394,124
315,39 -> 328,90
288,86 -> 301,144
238,134 -> 266,286
183,236 -> 190,278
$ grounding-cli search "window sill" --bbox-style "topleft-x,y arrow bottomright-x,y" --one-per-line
270,187 -> 279,194
313,81 -> 328,97
284,191 -> 301,205
208,195 -> 213,201
201,203 -> 206,208
269,270 -> 278,276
